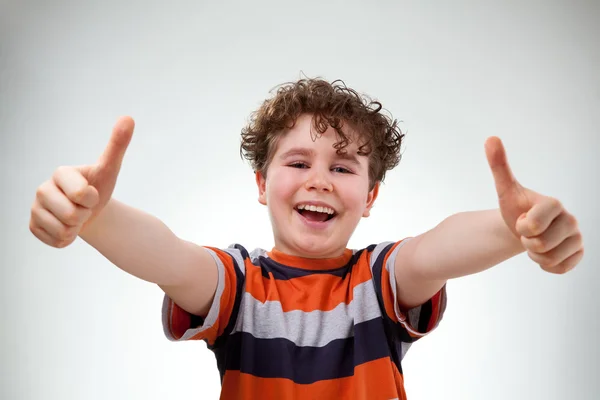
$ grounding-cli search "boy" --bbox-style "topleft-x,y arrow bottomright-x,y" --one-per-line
29,78 -> 584,399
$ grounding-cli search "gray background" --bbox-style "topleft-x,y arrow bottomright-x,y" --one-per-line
1,0 -> 599,399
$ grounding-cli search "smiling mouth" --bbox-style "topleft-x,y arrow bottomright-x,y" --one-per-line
295,207 -> 337,222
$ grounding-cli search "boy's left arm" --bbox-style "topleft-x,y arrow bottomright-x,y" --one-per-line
394,137 -> 585,310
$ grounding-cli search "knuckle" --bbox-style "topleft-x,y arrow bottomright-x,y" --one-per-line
573,233 -> 583,246
546,267 -> 565,275
68,225 -> 81,238
528,251 -> 543,265
537,254 -> 556,270
63,208 -> 80,226
566,213 -> 578,229
534,237 -> 548,253
35,181 -> 50,199
29,220 -> 39,236
72,187 -> 87,202
30,205 -> 39,220
540,263 -> 560,273
539,262 -> 553,271
55,229 -> 70,242
55,239 -> 72,248
54,165 -> 71,176
29,212 -> 46,233
553,264 -> 570,274
57,228 -> 77,243
548,197 -> 562,209
52,167 -> 65,182
528,219 -> 543,235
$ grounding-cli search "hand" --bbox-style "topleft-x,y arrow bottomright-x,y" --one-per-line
484,136 -> 584,274
29,116 -> 135,248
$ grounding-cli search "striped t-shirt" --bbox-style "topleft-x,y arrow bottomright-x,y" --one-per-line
162,239 -> 447,399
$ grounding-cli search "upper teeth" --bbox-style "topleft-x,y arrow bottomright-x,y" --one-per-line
297,204 -> 335,215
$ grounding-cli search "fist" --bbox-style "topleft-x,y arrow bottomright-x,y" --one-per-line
30,166 -> 100,248
485,136 -> 584,274
29,116 -> 135,248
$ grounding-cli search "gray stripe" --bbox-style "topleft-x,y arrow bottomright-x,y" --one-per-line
384,238 -> 416,325
369,241 -> 395,270
162,294 -> 175,340
249,247 -> 267,264
400,341 -> 413,360
162,247 -> 227,341
224,245 -> 246,276
385,238 -> 447,341
380,239 -> 419,361
231,279 -> 382,347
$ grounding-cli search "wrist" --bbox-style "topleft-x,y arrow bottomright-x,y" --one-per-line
494,209 -> 526,255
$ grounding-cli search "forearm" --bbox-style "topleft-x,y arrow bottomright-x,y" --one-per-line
78,198 -> 189,286
411,209 -> 525,281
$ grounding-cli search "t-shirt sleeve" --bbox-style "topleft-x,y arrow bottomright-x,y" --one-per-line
161,245 -> 246,347
370,239 -> 447,342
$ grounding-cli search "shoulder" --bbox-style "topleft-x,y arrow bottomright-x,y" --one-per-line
206,243 -> 269,268
351,239 -> 414,269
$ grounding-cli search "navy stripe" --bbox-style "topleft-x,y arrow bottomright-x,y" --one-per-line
255,249 -> 365,280
221,317 -> 390,384
210,247 -> 247,381
353,316 -> 392,365
188,313 -> 204,330
370,242 -> 415,375
233,243 -> 250,260
417,298 -> 433,333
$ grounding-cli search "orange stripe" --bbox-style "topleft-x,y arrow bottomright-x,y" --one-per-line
220,357 -> 404,400
391,361 -> 408,400
244,250 -> 374,312
267,247 -> 354,270
167,301 -> 190,340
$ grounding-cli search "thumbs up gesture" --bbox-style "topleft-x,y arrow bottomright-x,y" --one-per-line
485,136 -> 584,274
29,116 -> 135,248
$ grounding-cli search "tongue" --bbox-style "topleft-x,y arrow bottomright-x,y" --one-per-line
302,210 -> 329,222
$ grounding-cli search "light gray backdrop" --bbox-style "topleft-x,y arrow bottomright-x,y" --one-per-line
1,1 -> 599,399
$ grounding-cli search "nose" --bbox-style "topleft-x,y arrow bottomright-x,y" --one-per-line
304,167 -> 333,192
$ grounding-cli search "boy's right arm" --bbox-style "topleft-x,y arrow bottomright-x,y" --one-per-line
29,116 -> 218,318
79,199 -> 218,318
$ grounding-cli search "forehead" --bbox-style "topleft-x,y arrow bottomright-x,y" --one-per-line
274,114 -> 364,156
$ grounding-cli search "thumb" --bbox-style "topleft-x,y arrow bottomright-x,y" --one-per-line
97,116 -> 135,174
485,136 -> 518,199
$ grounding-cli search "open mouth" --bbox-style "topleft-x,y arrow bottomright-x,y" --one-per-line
294,205 -> 337,222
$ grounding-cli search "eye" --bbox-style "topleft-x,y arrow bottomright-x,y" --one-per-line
289,162 -> 308,169
332,166 -> 352,174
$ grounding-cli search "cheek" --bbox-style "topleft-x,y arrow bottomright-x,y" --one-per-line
266,172 -> 297,206
341,186 -> 370,210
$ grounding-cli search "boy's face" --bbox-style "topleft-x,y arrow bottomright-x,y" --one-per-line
256,114 -> 379,258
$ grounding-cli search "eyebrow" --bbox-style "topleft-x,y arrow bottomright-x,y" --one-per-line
279,147 -> 361,166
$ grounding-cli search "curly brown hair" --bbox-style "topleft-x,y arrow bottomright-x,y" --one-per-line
240,78 -> 404,190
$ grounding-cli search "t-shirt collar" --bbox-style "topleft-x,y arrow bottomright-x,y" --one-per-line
267,247 -> 354,270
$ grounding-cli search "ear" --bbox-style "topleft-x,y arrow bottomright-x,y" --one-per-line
362,182 -> 380,218
255,171 -> 267,206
